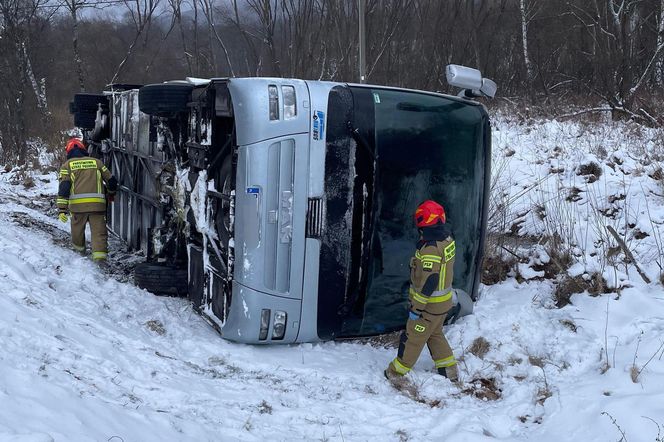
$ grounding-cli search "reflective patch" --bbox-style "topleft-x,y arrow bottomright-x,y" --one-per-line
422,261 -> 433,270
429,290 -> 452,303
92,251 -> 107,260
416,251 -> 442,263
434,355 -> 457,368
414,324 -> 426,333
409,288 -> 429,305
69,198 -> 105,205
392,358 -> 411,374
69,159 -> 98,170
444,241 -> 456,261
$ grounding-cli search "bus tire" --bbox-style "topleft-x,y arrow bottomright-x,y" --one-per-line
134,262 -> 188,297
138,83 -> 193,117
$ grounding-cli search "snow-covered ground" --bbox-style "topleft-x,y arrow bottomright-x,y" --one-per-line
1,116 -> 663,441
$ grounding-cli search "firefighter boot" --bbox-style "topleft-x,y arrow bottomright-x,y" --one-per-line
437,364 -> 459,382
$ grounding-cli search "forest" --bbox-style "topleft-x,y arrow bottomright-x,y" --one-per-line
1,0 -> 663,164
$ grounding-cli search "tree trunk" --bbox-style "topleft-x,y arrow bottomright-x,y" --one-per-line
519,0 -> 534,83
71,5 -> 86,91
200,0 -> 235,76
656,0 -> 664,86
20,41 -> 49,121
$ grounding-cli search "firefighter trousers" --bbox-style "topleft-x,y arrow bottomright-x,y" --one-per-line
71,212 -> 108,261
389,307 -> 458,380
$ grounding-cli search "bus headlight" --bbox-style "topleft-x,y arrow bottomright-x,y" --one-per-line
259,309 -> 270,341
272,311 -> 287,340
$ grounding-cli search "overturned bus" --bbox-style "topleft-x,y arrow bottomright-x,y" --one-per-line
69,65 -> 495,344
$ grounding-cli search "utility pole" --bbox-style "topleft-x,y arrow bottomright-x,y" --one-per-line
358,0 -> 366,83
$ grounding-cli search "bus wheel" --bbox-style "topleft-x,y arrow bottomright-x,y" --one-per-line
138,83 -> 193,117
134,262 -> 188,297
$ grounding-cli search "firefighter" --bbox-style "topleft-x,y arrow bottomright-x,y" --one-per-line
385,200 -> 459,383
57,138 -> 117,262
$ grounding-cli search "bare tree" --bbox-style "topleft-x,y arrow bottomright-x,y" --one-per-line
246,0 -> 281,76
656,0 -> 664,85
519,0 -> 534,83
59,0 -> 87,91
199,0 -> 235,76
0,0 -> 51,163
110,0 -> 161,84
568,0 -> 664,123
165,0 -> 193,74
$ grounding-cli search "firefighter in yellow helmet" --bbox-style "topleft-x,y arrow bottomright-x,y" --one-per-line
56,138 -> 117,262
385,200 -> 459,382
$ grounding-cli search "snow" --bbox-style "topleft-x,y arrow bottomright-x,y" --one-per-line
1,114 -> 664,441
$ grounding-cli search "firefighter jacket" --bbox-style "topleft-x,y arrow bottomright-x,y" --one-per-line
57,151 -> 117,213
408,236 -> 456,315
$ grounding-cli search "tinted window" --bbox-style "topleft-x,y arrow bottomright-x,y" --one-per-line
341,89 -> 487,336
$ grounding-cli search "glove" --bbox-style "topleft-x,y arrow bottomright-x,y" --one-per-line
58,212 -> 69,223
408,311 -> 421,321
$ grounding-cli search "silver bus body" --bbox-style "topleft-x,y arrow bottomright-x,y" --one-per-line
80,76 -> 491,344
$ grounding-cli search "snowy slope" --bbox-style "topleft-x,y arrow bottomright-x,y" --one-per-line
1,116 -> 664,442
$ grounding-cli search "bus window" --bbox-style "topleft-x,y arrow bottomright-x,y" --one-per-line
340,88 -> 487,337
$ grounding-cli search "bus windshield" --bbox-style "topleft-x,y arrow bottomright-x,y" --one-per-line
340,87 -> 488,337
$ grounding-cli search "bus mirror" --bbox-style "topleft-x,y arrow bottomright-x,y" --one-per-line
446,65 -> 482,90
446,64 -> 497,99
479,78 -> 497,99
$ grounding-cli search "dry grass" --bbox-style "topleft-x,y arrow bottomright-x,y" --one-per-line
577,161 -> 603,183
536,386 -> 553,405
554,273 -> 611,308
257,400 -> 273,415
461,377 -> 502,401
559,319 -> 578,333
145,319 -> 166,336
481,254 -> 515,285
468,337 -> 491,359
528,355 -> 545,368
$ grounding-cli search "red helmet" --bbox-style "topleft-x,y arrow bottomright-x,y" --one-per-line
65,138 -> 86,154
415,200 -> 446,228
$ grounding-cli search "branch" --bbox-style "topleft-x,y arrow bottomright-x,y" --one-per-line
607,225 -> 651,284
199,0 -> 235,76
628,42 -> 664,100
556,107 -> 613,119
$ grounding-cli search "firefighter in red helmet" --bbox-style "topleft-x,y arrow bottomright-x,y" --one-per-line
57,137 -> 117,262
385,200 -> 459,383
